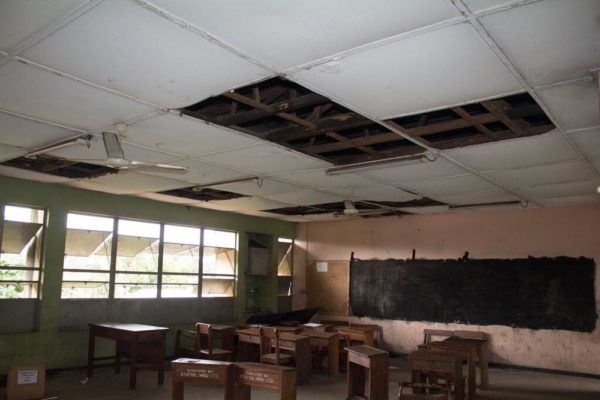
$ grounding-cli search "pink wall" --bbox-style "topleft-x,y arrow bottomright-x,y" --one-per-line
293,204 -> 600,375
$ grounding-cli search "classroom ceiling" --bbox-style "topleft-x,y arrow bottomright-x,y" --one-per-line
0,0 -> 598,221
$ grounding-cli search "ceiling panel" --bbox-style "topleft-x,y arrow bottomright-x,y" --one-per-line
137,191 -> 197,205
23,0 -> 271,108
0,0 -> 85,50
0,112 -> 80,149
208,197 -> 294,212
463,0 -> 515,13
480,0 -> 600,86
0,61 -> 154,130
518,180 -> 598,199
264,190 -> 342,206
201,144 -> 330,174
485,161 -> 596,188
0,165 -> 72,183
148,0 -> 460,70
434,188 -> 519,205
445,132 -> 579,171
214,178 -> 301,197
139,158 -> 249,185
292,23 -> 521,119
360,158 -> 466,183
277,169 -> 377,189
568,127 -> 600,159
332,185 -> 421,202
398,174 -> 498,196
537,194 -> 600,207
0,143 -> 27,162
68,171 -> 186,195
537,81 -> 600,130
125,113 -> 260,156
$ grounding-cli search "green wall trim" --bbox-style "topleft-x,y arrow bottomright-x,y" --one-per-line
0,175 -> 295,374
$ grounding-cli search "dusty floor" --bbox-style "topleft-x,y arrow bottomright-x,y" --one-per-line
3,358 -> 599,400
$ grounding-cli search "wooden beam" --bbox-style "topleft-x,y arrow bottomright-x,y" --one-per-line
451,106 -> 496,140
302,132 -> 401,154
402,113 -> 498,138
267,114 -> 373,142
481,100 -> 526,136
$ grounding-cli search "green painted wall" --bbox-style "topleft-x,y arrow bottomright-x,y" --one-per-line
0,176 -> 295,374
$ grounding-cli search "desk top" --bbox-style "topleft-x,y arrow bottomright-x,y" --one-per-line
172,358 -> 233,366
336,325 -> 377,334
346,345 -> 387,357
89,322 -> 169,332
299,329 -> 339,339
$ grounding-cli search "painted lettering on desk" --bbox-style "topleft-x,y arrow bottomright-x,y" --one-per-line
239,371 -> 276,385
179,367 -> 221,380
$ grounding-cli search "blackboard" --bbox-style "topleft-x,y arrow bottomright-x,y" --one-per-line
349,257 -> 597,332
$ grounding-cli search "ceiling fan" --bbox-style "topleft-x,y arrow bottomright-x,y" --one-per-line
333,200 -> 396,218
51,124 -> 187,173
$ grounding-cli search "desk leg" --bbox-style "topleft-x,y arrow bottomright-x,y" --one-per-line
454,376 -> 465,400
87,330 -> 95,378
294,341 -> 311,384
129,338 -> 138,390
328,336 -> 339,377
365,332 -> 375,347
281,370 -> 297,400
115,351 -> 121,374
370,356 -> 389,400
172,380 -> 183,400
347,361 -> 365,399
467,349 -> 476,397
480,342 -> 490,389
158,334 -> 166,385
235,384 -> 251,400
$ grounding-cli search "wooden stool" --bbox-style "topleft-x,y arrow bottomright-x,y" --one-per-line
171,358 -> 234,400
234,362 -> 297,400
346,345 -> 389,400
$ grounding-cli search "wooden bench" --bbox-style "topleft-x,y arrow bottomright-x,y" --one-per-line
171,358 -> 234,400
408,350 -> 464,400
234,362 -> 297,400
346,345 -> 389,400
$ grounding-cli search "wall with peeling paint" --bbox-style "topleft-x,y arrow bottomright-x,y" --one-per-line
293,204 -> 600,375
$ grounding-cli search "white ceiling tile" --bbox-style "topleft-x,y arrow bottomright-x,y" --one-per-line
434,188 -> 519,205
139,158 -> 249,185
537,193 -> 600,207
0,142 -> 27,162
398,174 -> 497,196
0,61 -> 154,130
136,192 -> 196,205
209,197 -> 294,212
485,161 -> 596,188
0,0 -> 85,50
568,127 -> 600,159
214,178 -> 301,197
445,131 -> 579,171
360,158 -> 466,183
0,112 -> 80,149
480,0 -> 600,86
149,0 -> 460,70
68,171 -> 186,195
537,81 -> 600,130
264,190 -> 342,206
202,144 -> 330,174
518,180 -> 598,199
23,0 -> 271,108
277,169 -> 377,189
125,113 -> 259,156
463,0 -> 514,13
0,164 -> 71,183
292,23 -> 521,119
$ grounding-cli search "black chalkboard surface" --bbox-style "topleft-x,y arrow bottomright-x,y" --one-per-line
349,257 -> 596,332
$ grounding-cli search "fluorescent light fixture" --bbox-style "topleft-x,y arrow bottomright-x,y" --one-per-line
449,200 -> 527,210
326,152 -> 437,176
192,176 -> 260,190
25,134 -> 93,158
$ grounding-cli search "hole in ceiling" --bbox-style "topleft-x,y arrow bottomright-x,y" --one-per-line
159,187 -> 247,202
1,155 -> 116,179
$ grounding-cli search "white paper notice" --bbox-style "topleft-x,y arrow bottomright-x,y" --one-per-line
316,261 -> 328,272
17,370 -> 38,385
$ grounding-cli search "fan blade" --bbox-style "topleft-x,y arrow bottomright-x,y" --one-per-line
102,132 -> 125,159
129,160 -> 188,173
62,158 -> 113,166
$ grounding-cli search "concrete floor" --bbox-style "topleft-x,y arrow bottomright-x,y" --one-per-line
3,358 -> 599,399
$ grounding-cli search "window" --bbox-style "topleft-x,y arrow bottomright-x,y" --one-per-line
60,212 -> 238,299
61,213 -> 113,298
0,205 -> 45,299
202,229 -> 236,297
277,237 -> 293,296
161,224 -> 200,298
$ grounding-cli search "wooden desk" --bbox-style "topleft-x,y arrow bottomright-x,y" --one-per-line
408,349 -> 464,400
346,345 -> 389,400
236,328 -> 311,384
336,325 -> 377,347
235,362 -> 297,400
444,331 -> 490,389
427,340 -> 477,397
171,358 -> 234,400
87,323 -> 168,389
299,329 -> 340,376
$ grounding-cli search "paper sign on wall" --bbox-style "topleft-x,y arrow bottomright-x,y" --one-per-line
17,370 -> 38,385
316,261 -> 328,272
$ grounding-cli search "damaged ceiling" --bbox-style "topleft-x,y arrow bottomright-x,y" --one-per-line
0,0 -> 598,221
